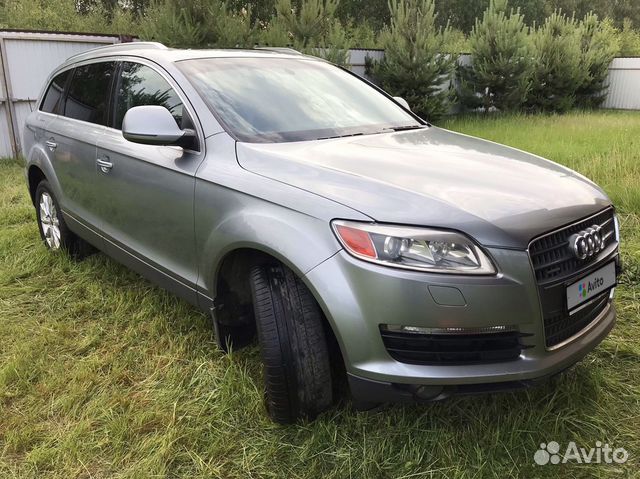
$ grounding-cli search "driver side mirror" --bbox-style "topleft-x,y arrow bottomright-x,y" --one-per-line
122,105 -> 195,147
393,97 -> 411,111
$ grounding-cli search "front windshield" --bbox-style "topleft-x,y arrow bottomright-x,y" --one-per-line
177,57 -> 423,143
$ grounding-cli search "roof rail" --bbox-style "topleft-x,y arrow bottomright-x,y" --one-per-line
66,41 -> 168,63
253,46 -> 302,55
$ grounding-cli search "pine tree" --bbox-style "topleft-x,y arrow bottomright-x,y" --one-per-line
140,0 -> 255,48
275,0 -> 340,48
526,11 -> 586,112
372,0 -> 456,121
458,0 -> 530,112
575,13 -> 619,108
274,0 -> 350,66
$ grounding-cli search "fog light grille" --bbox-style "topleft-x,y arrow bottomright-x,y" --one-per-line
380,326 -> 529,365
543,294 -> 610,348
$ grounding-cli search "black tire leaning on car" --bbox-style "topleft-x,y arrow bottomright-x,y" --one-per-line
249,263 -> 333,423
35,180 -> 93,257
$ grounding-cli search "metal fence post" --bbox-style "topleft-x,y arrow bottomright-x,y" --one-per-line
0,36 -> 19,158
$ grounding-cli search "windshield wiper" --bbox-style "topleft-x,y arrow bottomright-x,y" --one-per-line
316,125 -> 424,140
317,132 -> 365,140
383,125 -> 425,132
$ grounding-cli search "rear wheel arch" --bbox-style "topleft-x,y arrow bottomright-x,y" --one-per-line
28,165 -> 47,205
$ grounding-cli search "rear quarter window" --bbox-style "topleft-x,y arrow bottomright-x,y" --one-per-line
40,70 -> 71,114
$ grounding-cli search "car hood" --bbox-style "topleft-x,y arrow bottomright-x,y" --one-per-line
235,127 -> 611,249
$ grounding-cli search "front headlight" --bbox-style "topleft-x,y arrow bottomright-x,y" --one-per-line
331,220 -> 496,275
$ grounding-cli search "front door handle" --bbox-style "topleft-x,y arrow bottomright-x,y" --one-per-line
45,139 -> 57,151
96,157 -> 113,173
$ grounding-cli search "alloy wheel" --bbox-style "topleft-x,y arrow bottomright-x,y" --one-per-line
39,192 -> 61,249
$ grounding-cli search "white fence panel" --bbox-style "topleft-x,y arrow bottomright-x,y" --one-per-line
348,48 -> 384,80
0,30 -> 123,158
0,104 -> 12,156
602,58 -> 640,110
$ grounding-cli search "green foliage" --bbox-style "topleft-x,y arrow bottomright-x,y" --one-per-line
458,0 -> 530,112
271,0 -> 351,65
255,17 -> 293,46
434,0 -> 488,32
335,0 -> 389,31
545,0 -> 640,30
214,4 -> 256,47
343,19 -> 380,49
526,11 -> 585,112
372,0 -> 456,120
140,0 -> 256,48
0,0 -> 136,34
617,18 -> 640,56
575,14 -> 620,108
140,1 -> 205,47
275,0 -> 339,48
442,28 -> 469,53
308,19 -> 351,65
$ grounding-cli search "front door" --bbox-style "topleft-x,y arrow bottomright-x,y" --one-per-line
95,61 -> 203,304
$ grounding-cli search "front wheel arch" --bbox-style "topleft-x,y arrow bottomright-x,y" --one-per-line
211,248 -> 346,395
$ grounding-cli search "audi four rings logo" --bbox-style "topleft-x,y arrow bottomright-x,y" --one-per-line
569,225 -> 606,260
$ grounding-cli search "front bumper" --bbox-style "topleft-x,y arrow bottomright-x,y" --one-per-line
305,247 -> 616,399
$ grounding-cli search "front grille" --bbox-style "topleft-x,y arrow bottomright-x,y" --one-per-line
543,295 -> 609,348
380,328 -> 531,365
529,208 -> 617,348
529,208 -> 615,285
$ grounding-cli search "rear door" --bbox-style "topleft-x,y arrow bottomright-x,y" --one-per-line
95,60 -> 204,303
48,61 -> 116,236
27,68 -> 71,152
24,69 -> 71,190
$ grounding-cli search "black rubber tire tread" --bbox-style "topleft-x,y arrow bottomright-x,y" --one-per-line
34,180 -> 93,258
249,263 -> 333,423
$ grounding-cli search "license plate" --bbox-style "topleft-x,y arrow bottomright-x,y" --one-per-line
566,262 -> 616,311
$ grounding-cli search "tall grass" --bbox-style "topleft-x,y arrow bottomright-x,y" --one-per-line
1,112 -> 639,478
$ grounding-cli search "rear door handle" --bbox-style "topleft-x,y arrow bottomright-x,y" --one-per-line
45,139 -> 57,151
96,157 -> 113,173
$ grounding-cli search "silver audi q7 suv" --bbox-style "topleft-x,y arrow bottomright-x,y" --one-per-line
24,42 -> 620,423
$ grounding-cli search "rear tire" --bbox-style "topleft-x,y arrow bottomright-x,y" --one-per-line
35,180 -> 93,258
249,263 -> 333,423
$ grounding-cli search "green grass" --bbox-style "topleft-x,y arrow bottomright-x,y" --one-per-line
1,111 -> 639,478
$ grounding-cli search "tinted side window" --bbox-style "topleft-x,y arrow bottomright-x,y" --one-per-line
64,62 -> 115,125
115,62 -> 184,130
40,70 -> 71,114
